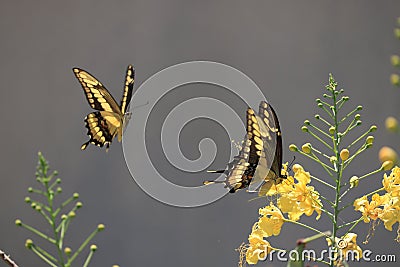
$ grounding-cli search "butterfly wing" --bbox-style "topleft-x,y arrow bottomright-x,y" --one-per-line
205,108 -> 264,193
73,68 -> 121,115
255,101 -> 286,195
119,65 -> 135,114
81,111 -> 123,151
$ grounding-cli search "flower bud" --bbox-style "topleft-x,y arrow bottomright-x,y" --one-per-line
395,28 -> 400,39
97,224 -> 105,231
381,160 -> 394,171
329,126 -> 335,135
301,126 -> 308,132
330,156 -> 337,164
340,149 -> 349,161
366,136 -> 374,145
90,244 -> 98,251
385,116 -> 398,132
302,143 -> 312,154
15,219 -> 22,226
391,74 -> 400,86
391,55 -> 400,67
64,247 -> 72,255
25,239 -> 33,249
379,146 -> 398,165
349,176 -> 359,188
289,144 -> 298,152
369,125 -> 377,132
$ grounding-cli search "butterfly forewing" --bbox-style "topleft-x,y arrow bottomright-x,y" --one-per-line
73,68 -> 121,114
120,65 -> 135,114
255,101 -> 287,195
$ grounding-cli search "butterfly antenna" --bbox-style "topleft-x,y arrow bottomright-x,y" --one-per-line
131,101 -> 149,111
207,170 -> 225,173
287,156 -> 296,172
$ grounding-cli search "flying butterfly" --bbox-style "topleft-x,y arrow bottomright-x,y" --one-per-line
73,65 -> 135,151
204,101 -> 286,193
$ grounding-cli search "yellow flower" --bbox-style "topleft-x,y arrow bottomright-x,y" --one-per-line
245,228 -> 273,264
379,196 -> 400,231
287,164 -> 322,219
278,194 -> 303,221
327,233 -> 363,260
353,194 -> 388,222
383,166 -> 400,197
258,204 -> 285,237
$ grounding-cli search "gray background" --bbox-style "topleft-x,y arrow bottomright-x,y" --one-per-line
1,1 -> 400,266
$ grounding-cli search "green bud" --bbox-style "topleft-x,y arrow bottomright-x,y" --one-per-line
289,144 -> 298,152
349,176 -> 359,188
369,125 -> 378,132
64,247 -> 72,255
304,120 -> 310,125
394,28 -> 400,39
73,193 -> 79,199
356,105 -> 363,111
354,114 -> 361,120
76,202 -> 83,208
391,55 -> 400,67
302,143 -> 312,154
315,114 -> 320,119
329,126 -> 335,135
366,136 -> 374,144
97,224 -> 105,231
15,219 -> 22,226
56,187 -> 62,193
28,187 -> 33,193
90,244 -> 98,251
25,239 -> 33,249
330,156 -> 337,164
24,197 -> 31,203
317,103 -> 323,108
301,126 -> 309,132
356,120 -> 362,126
390,74 -> 400,86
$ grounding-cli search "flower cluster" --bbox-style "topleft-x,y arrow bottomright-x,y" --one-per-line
354,167 -> 400,240
246,164 -> 322,264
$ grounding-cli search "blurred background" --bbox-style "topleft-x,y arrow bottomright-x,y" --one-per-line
1,1 -> 399,266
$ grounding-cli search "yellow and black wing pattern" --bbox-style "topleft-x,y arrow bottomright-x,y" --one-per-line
256,101 -> 287,195
73,65 -> 135,151
205,108 -> 264,193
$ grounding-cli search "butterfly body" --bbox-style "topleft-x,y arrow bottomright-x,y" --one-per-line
73,65 -> 135,151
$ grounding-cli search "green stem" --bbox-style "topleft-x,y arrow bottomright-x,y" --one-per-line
20,222 -> 56,244
82,250 -> 95,267
31,245 -> 58,267
67,228 -> 99,265
285,219 -> 329,237
310,175 -> 336,189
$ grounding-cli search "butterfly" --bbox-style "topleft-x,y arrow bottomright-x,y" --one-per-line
204,101 -> 286,193
73,65 -> 135,151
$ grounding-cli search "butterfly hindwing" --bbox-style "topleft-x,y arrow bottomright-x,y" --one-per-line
205,107 -> 264,193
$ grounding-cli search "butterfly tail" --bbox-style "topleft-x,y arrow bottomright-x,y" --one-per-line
81,141 -> 90,150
